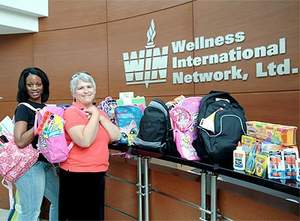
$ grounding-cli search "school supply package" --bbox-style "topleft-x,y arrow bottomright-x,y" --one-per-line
117,92 -> 146,111
246,121 -> 297,146
234,130 -> 299,180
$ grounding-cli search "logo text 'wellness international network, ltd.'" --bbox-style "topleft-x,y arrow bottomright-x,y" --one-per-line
122,20 -> 298,88
122,20 -> 169,88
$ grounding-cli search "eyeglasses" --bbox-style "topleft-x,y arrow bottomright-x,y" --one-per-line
71,72 -> 91,80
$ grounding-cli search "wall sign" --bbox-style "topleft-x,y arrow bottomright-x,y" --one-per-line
122,20 -> 298,88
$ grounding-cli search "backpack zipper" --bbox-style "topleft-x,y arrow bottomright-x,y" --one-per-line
200,114 -> 246,137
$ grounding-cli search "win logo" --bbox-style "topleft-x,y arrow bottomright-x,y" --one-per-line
122,20 -> 169,88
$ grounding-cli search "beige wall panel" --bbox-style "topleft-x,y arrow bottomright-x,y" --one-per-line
0,34 -> 33,102
0,102 -> 18,120
218,189 -> 299,220
150,169 -> 200,205
150,169 -> 200,221
39,0 -> 107,31
0,183 -> 9,209
193,0 -> 299,94
235,91 -> 300,145
106,158 -> 138,219
105,178 -> 138,218
33,25 -> 109,101
108,3 -> 194,98
107,0 -> 191,21
108,157 -> 137,183
0,34 -> 33,60
105,207 -> 135,221
150,166 -> 299,220
236,92 -> 299,126
151,193 -> 199,221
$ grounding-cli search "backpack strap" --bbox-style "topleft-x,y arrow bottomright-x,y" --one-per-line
18,102 -> 40,112
150,98 -> 176,154
12,102 -> 39,123
1,179 -> 14,210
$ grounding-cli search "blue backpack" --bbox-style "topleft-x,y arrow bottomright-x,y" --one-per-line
115,105 -> 143,145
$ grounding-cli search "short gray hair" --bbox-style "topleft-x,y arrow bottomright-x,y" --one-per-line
70,71 -> 96,96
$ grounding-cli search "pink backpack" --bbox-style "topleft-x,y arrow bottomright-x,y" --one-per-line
0,103 -> 40,183
0,135 -> 39,183
0,131 -> 39,209
35,105 -> 73,163
170,97 -> 202,160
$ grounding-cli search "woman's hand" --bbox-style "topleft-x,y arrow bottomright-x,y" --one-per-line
67,105 -> 100,148
84,105 -> 99,119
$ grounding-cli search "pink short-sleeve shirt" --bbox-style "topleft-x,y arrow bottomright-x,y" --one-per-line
60,102 -> 110,172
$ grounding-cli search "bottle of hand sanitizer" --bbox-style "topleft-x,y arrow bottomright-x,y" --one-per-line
233,145 -> 246,171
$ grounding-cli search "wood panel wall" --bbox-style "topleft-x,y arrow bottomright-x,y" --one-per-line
0,0 -> 299,219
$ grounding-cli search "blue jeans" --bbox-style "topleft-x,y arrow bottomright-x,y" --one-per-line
15,161 -> 59,221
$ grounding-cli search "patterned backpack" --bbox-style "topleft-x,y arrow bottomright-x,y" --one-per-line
0,103 -> 39,183
98,96 -> 118,124
35,105 -> 73,163
170,97 -> 202,160
115,105 -> 143,146
0,103 -> 40,212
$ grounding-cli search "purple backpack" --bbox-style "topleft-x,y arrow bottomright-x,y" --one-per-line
35,105 -> 73,163
98,96 -> 118,124
170,97 -> 202,160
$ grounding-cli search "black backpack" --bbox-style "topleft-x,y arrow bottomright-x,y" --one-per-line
193,91 -> 247,166
134,98 -> 178,156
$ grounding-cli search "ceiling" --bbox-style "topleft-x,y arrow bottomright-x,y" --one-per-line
0,0 -> 48,35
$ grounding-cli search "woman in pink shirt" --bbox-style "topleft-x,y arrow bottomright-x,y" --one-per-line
59,72 -> 120,221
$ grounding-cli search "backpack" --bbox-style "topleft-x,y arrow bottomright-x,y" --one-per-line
0,103 -> 40,213
0,137 -> 39,184
193,91 -> 247,165
134,98 -> 178,156
0,103 -> 39,183
170,97 -> 202,160
115,105 -> 143,146
98,96 -> 118,124
35,105 -> 73,163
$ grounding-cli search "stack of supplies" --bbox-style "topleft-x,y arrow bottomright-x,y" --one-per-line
246,121 -> 297,146
233,121 -> 299,182
116,92 -> 146,111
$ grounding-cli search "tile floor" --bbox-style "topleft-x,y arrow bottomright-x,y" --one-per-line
0,208 -> 9,220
